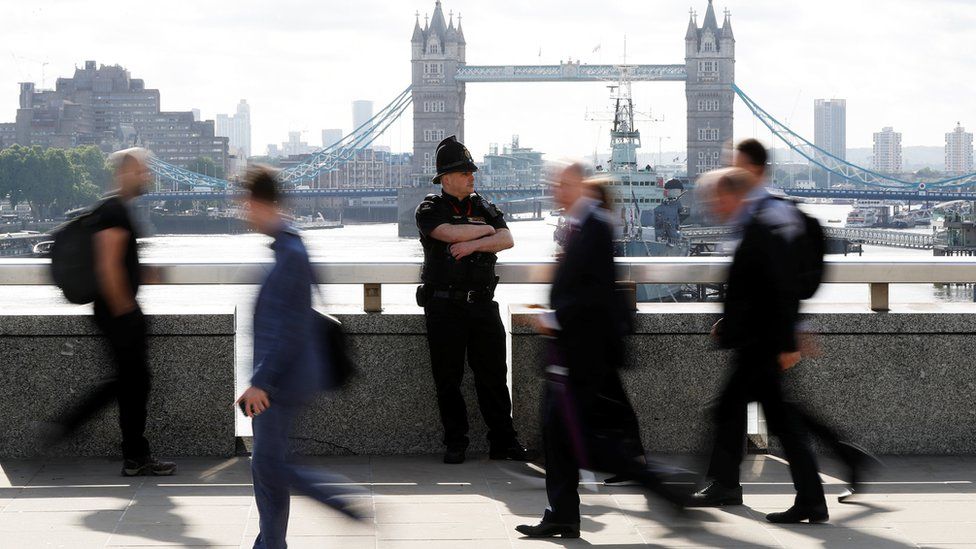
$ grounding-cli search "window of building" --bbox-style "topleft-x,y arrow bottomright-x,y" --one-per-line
698,60 -> 718,82
697,128 -> 720,141
697,99 -> 720,111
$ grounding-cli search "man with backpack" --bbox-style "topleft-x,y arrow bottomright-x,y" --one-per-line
236,166 -> 364,549
46,147 -> 175,477
689,166 -> 829,523
730,139 -> 878,503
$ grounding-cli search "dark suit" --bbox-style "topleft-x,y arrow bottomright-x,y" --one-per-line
543,200 -> 673,525
250,226 -> 355,549
708,201 -> 826,507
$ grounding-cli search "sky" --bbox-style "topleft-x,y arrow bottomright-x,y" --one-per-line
1,0 -> 974,161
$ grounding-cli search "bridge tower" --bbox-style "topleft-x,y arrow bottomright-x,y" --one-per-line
411,1 -> 466,183
685,0 -> 735,180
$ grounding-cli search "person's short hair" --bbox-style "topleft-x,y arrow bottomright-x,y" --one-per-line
108,147 -> 150,174
243,165 -> 281,204
713,167 -> 754,196
735,139 -> 768,172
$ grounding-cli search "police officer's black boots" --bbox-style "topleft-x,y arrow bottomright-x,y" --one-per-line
443,446 -> 466,465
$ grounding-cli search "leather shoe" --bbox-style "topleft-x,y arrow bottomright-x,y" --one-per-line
490,442 -> 537,461
837,441 -> 882,502
443,447 -> 466,464
515,521 -> 580,538
604,474 -> 635,485
688,481 -> 743,507
766,504 -> 829,524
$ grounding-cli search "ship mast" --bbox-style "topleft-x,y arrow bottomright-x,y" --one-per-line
608,65 -> 640,169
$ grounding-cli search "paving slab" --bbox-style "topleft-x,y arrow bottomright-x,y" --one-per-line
0,454 -> 972,547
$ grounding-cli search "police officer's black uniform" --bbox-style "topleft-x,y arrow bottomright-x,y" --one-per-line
416,136 -> 532,464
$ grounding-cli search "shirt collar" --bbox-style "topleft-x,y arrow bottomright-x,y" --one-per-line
566,196 -> 600,226
269,221 -> 296,250
731,185 -> 770,228
442,190 -> 472,208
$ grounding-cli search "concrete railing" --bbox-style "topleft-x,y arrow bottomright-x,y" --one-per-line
3,257 -> 976,311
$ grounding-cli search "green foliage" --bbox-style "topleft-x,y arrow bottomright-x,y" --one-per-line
915,167 -> 944,181
0,144 -> 109,217
188,156 -> 224,180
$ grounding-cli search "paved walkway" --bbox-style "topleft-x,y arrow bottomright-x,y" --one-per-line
1,454 -> 975,548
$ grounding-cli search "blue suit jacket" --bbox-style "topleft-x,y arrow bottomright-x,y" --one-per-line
251,227 -> 323,402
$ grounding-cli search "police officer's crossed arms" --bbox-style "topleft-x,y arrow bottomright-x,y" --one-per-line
415,136 -> 535,465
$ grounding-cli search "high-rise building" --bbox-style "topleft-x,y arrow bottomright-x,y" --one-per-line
684,1 -> 736,180
0,61 -> 228,170
873,126 -> 903,174
352,100 -> 373,131
946,123 -> 974,175
191,108 -> 201,122
814,99 -> 846,186
322,128 -> 343,149
215,99 -> 252,158
281,131 -> 313,157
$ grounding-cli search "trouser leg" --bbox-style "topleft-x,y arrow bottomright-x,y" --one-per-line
57,377 -> 118,440
543,387 -> 581,524
756,365 -> 826,507
424,300 -> 470,448
593,370 -> 645,459
105,312 -> 152,460
466,301 -> 516,447
251,404 -> 293,549
704,363 -> 750,487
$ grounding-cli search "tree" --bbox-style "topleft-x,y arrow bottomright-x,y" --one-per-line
189,156 -> 224,180
915,167 -> 944,181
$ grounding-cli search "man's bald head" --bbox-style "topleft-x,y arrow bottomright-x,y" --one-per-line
553,162 -> 589,210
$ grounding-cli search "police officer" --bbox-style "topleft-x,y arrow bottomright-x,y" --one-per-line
416,135 -> 534,465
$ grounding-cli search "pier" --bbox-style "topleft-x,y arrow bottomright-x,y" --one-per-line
683,225 -> 935,250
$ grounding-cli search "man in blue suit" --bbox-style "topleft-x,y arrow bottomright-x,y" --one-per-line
236,166 -> 362,549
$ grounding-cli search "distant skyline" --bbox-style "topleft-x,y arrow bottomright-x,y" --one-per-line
1,0 -> 974,159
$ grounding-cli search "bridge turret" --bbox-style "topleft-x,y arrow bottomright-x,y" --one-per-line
411,13 -> 425,59
445,13 -> 459,57
411,1 -> 466,184
685,0 -> 735,181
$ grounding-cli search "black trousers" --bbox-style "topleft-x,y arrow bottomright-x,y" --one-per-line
423,298 -> 516,449
59,305 -> 152,460
705,350 -> 826,506
544,368 -> 678,524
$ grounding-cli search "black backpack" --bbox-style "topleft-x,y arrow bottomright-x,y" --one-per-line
760,196 -> 825,300
49,200 -> 107,304
795,208 -> 826,299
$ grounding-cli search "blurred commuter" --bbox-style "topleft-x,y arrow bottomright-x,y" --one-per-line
732,139 -> 879,502
516,165 -> 685,539
415,135 -> 534,465
237,166 -> 363,549
45,148 -> 175,477
690,167 -> 828,523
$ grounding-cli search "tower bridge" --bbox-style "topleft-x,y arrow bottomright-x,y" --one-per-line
409,0 -> 734,182
141,0 -> 976,206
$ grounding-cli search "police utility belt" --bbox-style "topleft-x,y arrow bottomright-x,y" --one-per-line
416,283 -> 496,306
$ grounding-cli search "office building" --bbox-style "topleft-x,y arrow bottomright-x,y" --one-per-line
215,99 -> 252,158
814,98 -> 846,186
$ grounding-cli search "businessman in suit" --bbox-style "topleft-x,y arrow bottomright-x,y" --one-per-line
236,166 -> 363,549
516,164 -> 683,539
690,167 -> 828,524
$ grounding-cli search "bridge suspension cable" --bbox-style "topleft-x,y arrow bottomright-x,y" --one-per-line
733,84 -> 976,189
147,86 -> 413,191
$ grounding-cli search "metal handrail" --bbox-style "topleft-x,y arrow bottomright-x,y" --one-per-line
3,258 -> 976,285
3,258 -> 976,313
